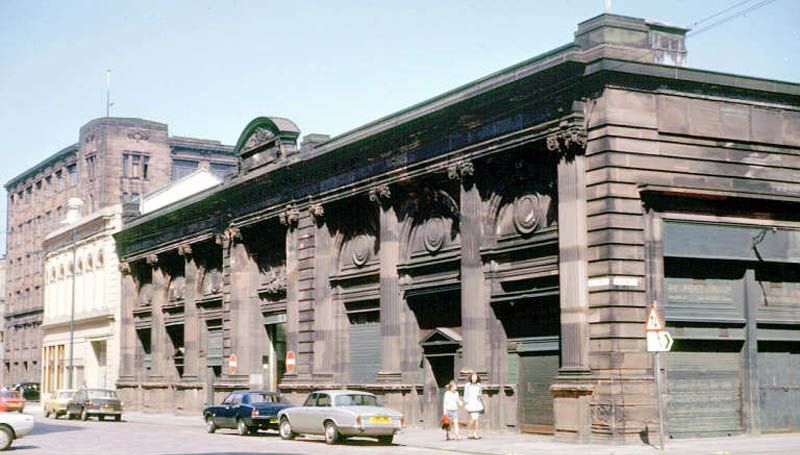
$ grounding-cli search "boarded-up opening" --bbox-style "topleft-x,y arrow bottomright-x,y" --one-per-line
758,341 -> 800,433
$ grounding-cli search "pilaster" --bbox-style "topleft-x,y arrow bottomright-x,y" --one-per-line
118,262 -> 137,382
180,245 -> 200,381
149,256 -> 169,380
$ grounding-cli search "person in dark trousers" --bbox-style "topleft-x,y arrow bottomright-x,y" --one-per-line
463,372 -> 484,439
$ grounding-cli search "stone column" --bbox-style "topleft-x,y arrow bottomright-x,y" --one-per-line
371,185 -> 402,381
180,245 -> 200,382
311,203 -> 334,377
452,161 -> 488,374
280,207 -> 301,380
149,255 -> 169,380
226,227 -> 260,380
118,262 -> 137,382
550,127 -> 590,374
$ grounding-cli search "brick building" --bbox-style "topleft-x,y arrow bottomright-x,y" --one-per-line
115,14 -> 800,442
3,117 -> 235,385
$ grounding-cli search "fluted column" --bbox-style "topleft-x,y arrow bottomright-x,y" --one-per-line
280,207 -> 300,380
453,161 -> 488,374
180,245 -> 200,381
226,227 -> 260,379
118,262 -> 137,382
311,203 -> 334,377
149,255 -> 169,380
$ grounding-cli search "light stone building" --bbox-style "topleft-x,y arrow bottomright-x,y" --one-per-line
41,200 -> 123,392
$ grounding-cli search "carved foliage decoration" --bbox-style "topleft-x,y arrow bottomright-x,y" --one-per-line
243,126 -> 276,152
260,265 -> 287,296
169,276 -> 186,301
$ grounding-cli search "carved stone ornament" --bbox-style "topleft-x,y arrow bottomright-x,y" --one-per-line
423,217 -> 447,253
545,122 -> 587,153
243,127 -> 276,151
513,194 -> 542,235
310,202 -> 325,220
127,130 -> 150,142
368,184 -> 391,203
145,254 -> 159,265
279,205 -> 301,226
261,266 -> 287,296
118,262 -> 131,275
447,160 -> 475,180
177,244 -> 193,256
351,234 -> 372,267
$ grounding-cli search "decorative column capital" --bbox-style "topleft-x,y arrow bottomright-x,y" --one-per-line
145,254 -> 159,265
177,244 -> 193,257
309,202 -> 325,221
215,226 -> 242,244
546,121 -> 587,156
279,205 -> 301,227
118,261 -> 131,275
447,160 -> 475,181
368,184 -> 391,203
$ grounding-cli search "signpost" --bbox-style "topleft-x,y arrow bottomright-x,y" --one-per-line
228,354 -> 238,375
286,351 -> 296,374
645,302 -> 672,450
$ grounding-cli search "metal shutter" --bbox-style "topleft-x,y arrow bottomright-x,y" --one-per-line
519,351 -> 558,434
349,321 -> 380,384
665,349 -> 743,438
758,343 -> 800,432
207,328 -> 223,367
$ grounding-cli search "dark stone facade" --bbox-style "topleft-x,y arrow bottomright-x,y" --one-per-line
115,14 -> 800,442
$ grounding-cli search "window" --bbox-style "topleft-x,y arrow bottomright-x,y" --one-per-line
55,170 -> 64,192
303,393 -> 318,407
45,175 -> 52,193
171,159 -> 198,180
86,155 -> 96,180
317,394 -> 331,407
67,163 -> 78,186
142,156 -> 149,179
122,152 -> 149,180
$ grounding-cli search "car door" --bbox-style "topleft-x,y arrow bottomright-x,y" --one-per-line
312,393 -> 332,434
68,390 -> 85,416
218,393 -> 238,427
294,393 -> 317,433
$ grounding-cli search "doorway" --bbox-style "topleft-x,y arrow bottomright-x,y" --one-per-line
265,316 -> 287,392
420,327 -> 462,426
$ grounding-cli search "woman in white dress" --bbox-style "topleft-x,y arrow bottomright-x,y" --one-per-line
463,372 -> 484,439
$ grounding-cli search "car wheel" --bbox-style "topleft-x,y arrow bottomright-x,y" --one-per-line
44,409 -> 50,419
0,426 -> 12,451
114,415 -> 121,422
236,418 -> 250,436
205,416 -> 216,434
99,415 -> 105,421
80,408 -> 89,421
279,418 -> 295,440
324,421 -> 340,445
378,435 -> 394,445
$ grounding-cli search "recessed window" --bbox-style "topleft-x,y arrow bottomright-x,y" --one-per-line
122,152 -> 149,180
67,163 -> 78,187
172,159 -> 198,180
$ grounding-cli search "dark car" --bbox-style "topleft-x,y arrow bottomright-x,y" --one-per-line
66,389 -> 123,421
204,391 -> 292,436
11,382 -> 39,401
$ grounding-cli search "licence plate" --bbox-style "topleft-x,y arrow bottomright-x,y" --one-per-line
369,416 -> 392,424
102,406 -> 113,410
269,418 -> 277,423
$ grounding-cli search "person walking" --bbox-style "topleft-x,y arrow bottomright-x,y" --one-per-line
442,380 -> 462,440
463,371 -> 484,439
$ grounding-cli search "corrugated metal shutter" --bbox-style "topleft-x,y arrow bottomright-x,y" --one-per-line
758,343 -> 800,432
666,349 -> 743,438
207,328 -> 223,367
349,321 -> 380,384
519,352 -> 558,434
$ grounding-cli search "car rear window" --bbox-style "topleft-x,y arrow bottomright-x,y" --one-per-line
88,390 -> 117,399
335,394 -> 378,407
58,391 -> 75,399
248,393 -> 276,404
0,391 -> 21,398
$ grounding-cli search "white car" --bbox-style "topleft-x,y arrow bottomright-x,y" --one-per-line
0,412 -> 34,450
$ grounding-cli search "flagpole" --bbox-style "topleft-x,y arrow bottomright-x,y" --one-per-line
106,69 -> 111,117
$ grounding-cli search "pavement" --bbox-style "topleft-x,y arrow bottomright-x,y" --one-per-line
23,402 -> 800,454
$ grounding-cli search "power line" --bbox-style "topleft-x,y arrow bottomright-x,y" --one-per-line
688,0 -> 779,37
688,0 -> 756,28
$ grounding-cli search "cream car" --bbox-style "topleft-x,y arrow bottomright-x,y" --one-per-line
44,389 -> 76,419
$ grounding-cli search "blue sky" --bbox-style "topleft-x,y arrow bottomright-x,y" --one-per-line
0,0 -> 797,252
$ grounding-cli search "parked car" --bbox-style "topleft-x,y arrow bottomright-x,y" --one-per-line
44,389 -> 76,419
66,388 -> 123,421
277,390 -> 403,445
0,391 -> 24,413
10,383 -> 39,401
204,390 -> 292,436
0,412 -> 34,450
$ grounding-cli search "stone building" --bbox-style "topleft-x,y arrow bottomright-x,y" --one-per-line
115,14 -> 800,442
3,117 -> 235,385
41,200 -> 123,393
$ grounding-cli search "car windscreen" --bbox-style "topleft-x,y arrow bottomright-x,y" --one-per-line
334,394 -> 378,407
248,393 -> 276,404
0,391 -> 21,398
87,390 -> 117,399
57,391 -> 75,399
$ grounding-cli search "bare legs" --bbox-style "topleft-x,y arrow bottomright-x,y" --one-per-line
468,414 -> 480,439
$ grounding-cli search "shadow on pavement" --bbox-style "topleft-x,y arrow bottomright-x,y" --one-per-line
30,420 -> 86,435
164,453 -> 292,455
6,445 -> 39,451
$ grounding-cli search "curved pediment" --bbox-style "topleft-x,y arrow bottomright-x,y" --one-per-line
234,116 -> 301,157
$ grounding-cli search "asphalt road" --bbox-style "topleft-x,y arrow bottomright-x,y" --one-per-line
14,413 -> 446,455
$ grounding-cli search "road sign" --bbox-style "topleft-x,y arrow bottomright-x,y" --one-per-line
286,351 -> 296,374
647,330 -> 674,352
645,304 -> 664,332
228,354 -> 238,374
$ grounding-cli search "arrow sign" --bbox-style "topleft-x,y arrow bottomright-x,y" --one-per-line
645,304 -> 664,332
647,330 -> 674,352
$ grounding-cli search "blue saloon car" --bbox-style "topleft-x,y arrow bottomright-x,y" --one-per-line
204,391 -> 292,436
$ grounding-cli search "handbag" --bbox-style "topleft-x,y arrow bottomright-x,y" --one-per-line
440,413 -> 452,430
